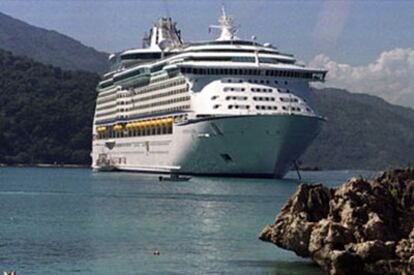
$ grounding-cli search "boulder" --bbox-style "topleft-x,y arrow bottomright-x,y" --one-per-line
259,166 -> 414,275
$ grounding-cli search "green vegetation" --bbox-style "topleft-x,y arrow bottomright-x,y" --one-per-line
0,49 -> 99,164
301,88 -> 414,170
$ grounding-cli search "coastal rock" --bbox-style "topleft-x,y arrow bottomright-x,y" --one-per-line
259,184 -> 332,257
259,166 -> 414,275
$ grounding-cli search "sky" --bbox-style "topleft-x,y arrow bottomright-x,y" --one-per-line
0,0 -> 413,107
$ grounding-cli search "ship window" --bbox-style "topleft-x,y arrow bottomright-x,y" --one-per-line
284,81 -> 288,85
228,105 -> 233,109
213,104 -> 220,109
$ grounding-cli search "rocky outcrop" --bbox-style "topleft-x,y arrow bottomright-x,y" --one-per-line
260,166 -> 414,275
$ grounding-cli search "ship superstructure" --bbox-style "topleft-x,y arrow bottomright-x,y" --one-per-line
91,9 -> 327,178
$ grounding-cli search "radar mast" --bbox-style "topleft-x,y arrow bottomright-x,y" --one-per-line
209,7 -> 239,41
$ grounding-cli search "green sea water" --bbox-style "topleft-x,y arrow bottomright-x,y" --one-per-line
0,168 -> 376,274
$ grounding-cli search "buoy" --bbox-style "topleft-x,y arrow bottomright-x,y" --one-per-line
153,249 -> 160,256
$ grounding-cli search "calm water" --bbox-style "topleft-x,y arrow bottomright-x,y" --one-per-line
0,168 -> 376,274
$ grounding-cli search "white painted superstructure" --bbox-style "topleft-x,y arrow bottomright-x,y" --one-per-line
91,10 -> 327,178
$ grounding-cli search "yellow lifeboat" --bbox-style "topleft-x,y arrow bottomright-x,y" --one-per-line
96,126 -> 106,132
113,124 -> 123,131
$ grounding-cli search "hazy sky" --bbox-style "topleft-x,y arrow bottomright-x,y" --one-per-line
0,0 -> 412,64
0,0 -> 413,107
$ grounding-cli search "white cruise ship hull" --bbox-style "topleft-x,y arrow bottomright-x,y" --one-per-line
92,114 -> 324,178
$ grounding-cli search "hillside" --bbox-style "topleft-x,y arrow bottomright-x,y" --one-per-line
0,11 -> 108,74
301,88 -> 414,170
0,49 -> 99,164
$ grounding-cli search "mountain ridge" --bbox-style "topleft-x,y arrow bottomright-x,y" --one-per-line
300,88 -> 414,170
0,11 -> 108,73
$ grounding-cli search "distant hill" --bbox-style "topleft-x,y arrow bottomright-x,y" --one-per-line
0,11 -> 108,74
301,88 -> 414,170
0,49 -> 99,164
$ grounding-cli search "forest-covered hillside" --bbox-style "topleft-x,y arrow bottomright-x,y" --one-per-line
0,49 -> 99,164
301,88 -> 414,170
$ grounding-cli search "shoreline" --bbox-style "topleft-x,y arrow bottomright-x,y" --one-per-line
0,163 -> 90,169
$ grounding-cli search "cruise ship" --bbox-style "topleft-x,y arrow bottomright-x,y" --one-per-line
91,9 -> 327,178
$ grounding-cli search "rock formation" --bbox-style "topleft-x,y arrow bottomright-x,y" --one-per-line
260,166 -> 414,275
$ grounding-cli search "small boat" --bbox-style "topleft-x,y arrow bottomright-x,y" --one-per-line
158,173 -> 191,181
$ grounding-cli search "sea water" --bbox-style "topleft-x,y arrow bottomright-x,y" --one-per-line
0,168 -> 376,274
